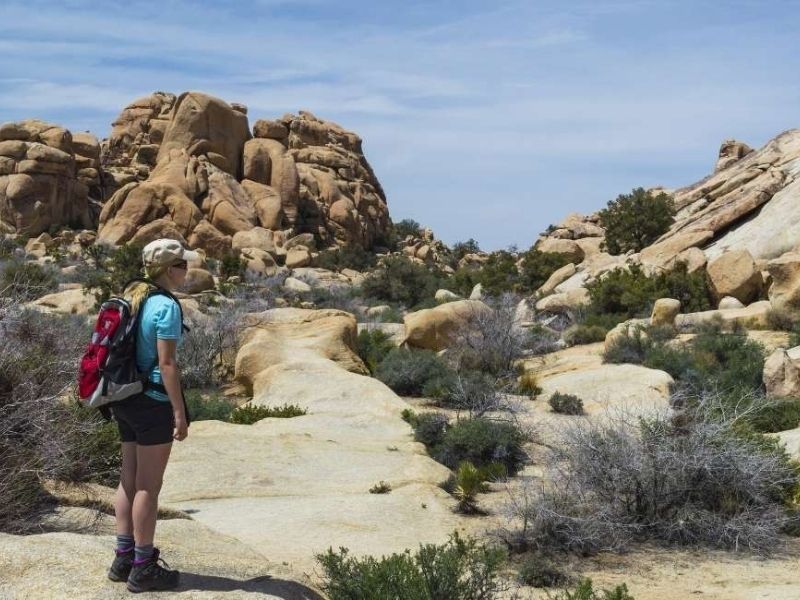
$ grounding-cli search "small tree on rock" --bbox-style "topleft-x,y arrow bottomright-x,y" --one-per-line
599,187 -> 676,254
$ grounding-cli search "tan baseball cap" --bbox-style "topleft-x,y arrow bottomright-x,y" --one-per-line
142,238 -> 200,268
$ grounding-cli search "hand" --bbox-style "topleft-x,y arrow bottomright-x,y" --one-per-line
173,413 -> 188,441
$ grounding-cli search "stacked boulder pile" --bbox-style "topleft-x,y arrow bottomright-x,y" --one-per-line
1,91 -> 391,265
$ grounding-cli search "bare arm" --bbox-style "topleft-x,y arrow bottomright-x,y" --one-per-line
157,338 -> 187,441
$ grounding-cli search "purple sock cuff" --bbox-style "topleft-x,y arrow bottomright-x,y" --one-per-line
133,557 -> 151,566
115,546 -> 134,555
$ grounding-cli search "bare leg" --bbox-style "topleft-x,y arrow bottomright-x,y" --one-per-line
132,442 -> 172,547
114,442 -> 138,536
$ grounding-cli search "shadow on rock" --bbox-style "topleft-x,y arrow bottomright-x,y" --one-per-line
179,572 -> 325,599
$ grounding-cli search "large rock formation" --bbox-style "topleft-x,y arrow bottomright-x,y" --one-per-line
0,120 -> 96,235
3,91 -> 391,257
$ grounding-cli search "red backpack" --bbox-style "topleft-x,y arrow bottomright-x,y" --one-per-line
77,281 -> 184,410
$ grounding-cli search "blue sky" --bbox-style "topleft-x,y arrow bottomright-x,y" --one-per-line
1,0 -> 799,250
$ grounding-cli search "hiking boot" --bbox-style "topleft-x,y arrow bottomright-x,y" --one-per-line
107,548 -> 133,582
126,548 -> 180,593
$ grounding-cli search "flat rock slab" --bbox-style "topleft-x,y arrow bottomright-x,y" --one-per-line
0,508 -> 322,600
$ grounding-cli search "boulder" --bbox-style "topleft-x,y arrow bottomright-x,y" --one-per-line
253,119 -> 289,141
639,230 -> 714,269
187,219 -> 232,259
240,247 -> 278,278
434,289 -> 461,303
764,349 -> 800,398
241,179 -> 284,230
231,227 -> 277,256
536,238 -> 584,263
715,139 -> 754,172
284,276 -> 311,293
468,283 -> 484,301
29,287 -> 95,315
403,299 -> 491,351
286,246 -> 312,269
183,268 -> 215,293
157,92 -> 250,177
675,300 -> 772,331
706,249 -> 762,304
767,252 -> 800,311
537,262 -> 576,296
535,288 -> 590,314
651,298 -> 681,327
718,296 -> 745,310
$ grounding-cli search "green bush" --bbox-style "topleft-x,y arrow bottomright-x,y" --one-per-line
518,553 -> 570,588
423,369 -> 498,412
548,579 -> 635,600
747,399 -> 800,433
219,251 -> 246,280
766,308 -> 800,332
564,324 -> 608,346
316,245 -> 377,272
452,461 -> 489,513
586,262 -> 712,321
602,327 -> 652,365
369,481 -> 392,494
409,411 -> 449,447
599,187 -> 675,255
393,218 -> 424,240
374,305 -> 404,323
375,348 -> 454,396
316,532 -> 506,600
431,417 -> 528,475
451,239 -> 481,261
0,259 -> 58,301
229,403 -> 307,424
549,392 -> 585,415
470,250 -> 520,296
519,248 -> 572,293
361,256 -> 444,308
447,265 -> 482,298
80,243 -> 144,307
356,329 -> 396,374
183,389 -> 236,422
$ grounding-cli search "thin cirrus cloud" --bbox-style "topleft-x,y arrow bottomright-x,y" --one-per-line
0,0 -> 799,249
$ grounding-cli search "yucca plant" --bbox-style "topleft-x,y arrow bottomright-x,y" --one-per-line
453,461 -> 489,514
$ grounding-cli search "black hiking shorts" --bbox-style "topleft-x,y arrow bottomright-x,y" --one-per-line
111,393 -> 174,445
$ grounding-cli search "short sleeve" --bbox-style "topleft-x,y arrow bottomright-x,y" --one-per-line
153,298 -> 181,340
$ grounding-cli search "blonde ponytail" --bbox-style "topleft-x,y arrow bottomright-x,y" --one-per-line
123,264 -> 169,313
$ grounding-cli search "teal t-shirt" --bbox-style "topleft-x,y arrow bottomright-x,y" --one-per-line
136,294 -> 182,402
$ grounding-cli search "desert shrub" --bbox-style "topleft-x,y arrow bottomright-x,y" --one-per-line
519,248 -> 573,293
509,411 -> 799,555
451,238 -> 481,262
79,243 -> 143,307
183,389 -> 236,422
548,579 -> 634,600
375,348 -> 453,396
432,417 -> 528,475
424,369 -> 502,416
316,532 -> 506,600
357,328 -> 396,374
564,324 -> 607,346
393,218 -> 424,240
452,293 -> 530,377
307,285 -> 362,314
361,256 -> 444,309
407,411 -> 450,447
517,371 -> 543,398
518,552 -> 570,588
369,481 -> 392,494
373,305 -> 404,323
0,306 -> 121,531
0,236 -> 23,259
602,326 -> 652,365
180,307 -> 246,388
219,251 -> 246,280
471,250 -> 520,296
599,187 -> 675,255
765,308 -> 800,332
228,403 -> 307,424
549,392 -> 585,415
315,245 -> 377,272
687,322 -> 764,393
0,259 -> 59,301
586,262 -> 712,321
447,265 -> 483,298
744,398 -> 800,434
523,324 -> 562,355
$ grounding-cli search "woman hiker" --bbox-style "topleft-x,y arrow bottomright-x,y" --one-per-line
107,238 -> 196,593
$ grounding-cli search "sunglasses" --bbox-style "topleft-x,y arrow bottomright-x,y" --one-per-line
171,260 -> 188,271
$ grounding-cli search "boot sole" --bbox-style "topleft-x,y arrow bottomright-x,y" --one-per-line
107,569 -> 131,582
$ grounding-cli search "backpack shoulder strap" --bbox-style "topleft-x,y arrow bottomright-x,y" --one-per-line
145,286 -> 190,334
